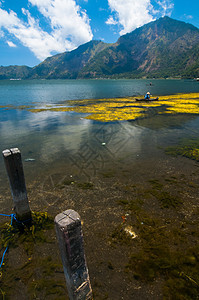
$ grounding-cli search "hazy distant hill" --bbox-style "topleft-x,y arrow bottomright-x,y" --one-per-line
1,17 -> 199,79
0,65 -> 32,80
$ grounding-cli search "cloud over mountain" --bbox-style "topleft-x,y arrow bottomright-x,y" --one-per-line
0,0 -> 93,60
106,0 -> 174,34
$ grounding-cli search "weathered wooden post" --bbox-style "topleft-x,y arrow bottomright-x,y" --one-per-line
54,209 -> 92,300
2,148 -> 32,224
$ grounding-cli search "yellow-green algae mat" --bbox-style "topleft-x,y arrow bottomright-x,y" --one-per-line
6,93 -> 199,122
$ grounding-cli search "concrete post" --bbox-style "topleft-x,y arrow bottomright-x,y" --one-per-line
2,148 -> 32,223
54,209 -> 92,300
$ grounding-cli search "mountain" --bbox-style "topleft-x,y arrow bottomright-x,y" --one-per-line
1,17 -> 199,79
31,40 -> 110,79
79,17 -> 199,78
0,65 -> 32,80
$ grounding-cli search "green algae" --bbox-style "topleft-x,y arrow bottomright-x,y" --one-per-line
117,199 -> 129,206
1,256 -> 66,299
27,257 -> 66,298
55,180 -> 94,190
0,212 -> 66,299
111,176 -> 199,299
148,179 -> 164,190
29,278 -> 66,298
76,182 -> 94,189
112,210 -> 199,299
100,170 -> 115,178
55,178 -> 74,189
165,138 -> 199,161
0,212 -> 53,252
146,178 -> 182,208
149,190 -> 182,208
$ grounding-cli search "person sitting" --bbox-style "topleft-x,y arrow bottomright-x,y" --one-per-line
144,92 -> 151,100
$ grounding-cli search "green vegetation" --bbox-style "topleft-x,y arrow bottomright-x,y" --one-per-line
76,182 -> 94,189
128,226 -> 199,299
0,212 -> 66,299
165,138 -> 199,161
0,212 -> 53,252
56,179 -> 94,190
111,178 -> 199,299
100,170 -> 115,178
0,17 -> 199,79
0,66 -> 31,80
148,189 -> 182,208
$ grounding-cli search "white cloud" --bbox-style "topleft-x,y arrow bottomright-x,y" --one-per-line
0,0 -> 93,61
107,0 -> 174,35
28,0 -> 92,45
157,0 -> 174,16
7,40 -> 17,47
106,16 -> 118,26
184,14 -> 193,20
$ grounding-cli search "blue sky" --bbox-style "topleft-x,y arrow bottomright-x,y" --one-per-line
0,0 -> 198,67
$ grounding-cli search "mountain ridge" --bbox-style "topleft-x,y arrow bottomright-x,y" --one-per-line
0,17 -> 199,79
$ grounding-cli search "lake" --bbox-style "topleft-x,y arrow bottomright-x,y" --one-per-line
0,78 -> 199,187
1,79 -> 199,299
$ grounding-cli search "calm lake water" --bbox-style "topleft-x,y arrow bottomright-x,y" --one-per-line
0,79 -> 199,204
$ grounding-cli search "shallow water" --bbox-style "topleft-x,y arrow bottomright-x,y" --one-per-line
0,79 -> 199,208
1,79 -> 199,299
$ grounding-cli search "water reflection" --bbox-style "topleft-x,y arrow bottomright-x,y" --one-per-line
133,114 -> 197,130
1,107 -> 199,182
0,110 -> 144,181
1,79 -> 199,191
66,121 -> 143,180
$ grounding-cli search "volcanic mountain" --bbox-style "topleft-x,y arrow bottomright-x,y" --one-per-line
0,17 -> 199,79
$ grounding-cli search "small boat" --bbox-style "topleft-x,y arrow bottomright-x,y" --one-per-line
135,97 -> 159,102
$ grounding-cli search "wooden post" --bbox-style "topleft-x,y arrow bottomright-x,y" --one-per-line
54,209 -> 92,300
2,148 -> 32,223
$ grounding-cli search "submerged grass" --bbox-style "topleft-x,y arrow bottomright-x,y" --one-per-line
0,212 -> 54,253
112,177 -> 199,299
0,212 -> 66,299
149,189 -> 182,208
165,138 -> 199,161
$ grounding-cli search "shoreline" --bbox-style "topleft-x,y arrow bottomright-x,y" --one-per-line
1,151 -> 199,299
